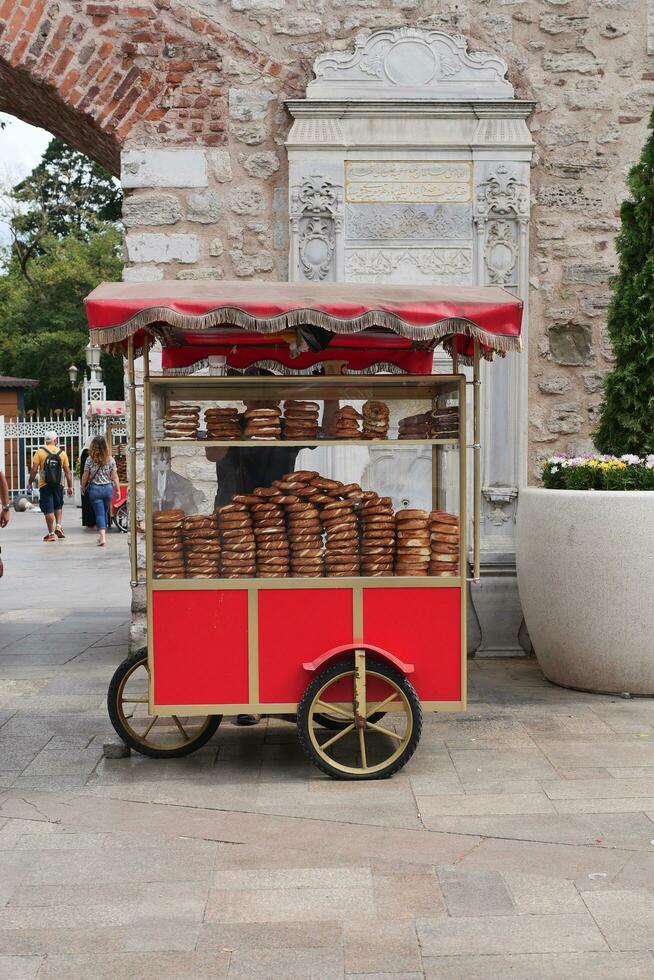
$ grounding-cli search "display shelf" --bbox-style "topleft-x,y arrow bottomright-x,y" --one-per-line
153,437 -> 459,448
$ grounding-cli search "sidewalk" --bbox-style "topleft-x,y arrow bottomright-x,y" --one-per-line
1,512 -> 654,978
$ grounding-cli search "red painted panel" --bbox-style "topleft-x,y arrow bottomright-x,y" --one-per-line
362,588 -> 462,701
258,589 -> 353,703
152,590 -> 249,705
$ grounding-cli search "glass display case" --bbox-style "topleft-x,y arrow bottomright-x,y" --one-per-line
145,374 -> 464,583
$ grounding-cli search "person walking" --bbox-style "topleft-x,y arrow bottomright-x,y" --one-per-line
79,437 -> 96,530
0,469 -> 9,579
80,435 -> 119,546
0,469 -> 10,529
27,431 -> 73,542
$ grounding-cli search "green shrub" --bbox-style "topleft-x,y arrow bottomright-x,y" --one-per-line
594,107 -> 654,454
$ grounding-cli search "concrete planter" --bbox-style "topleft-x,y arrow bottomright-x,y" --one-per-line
516,487 -> 654,696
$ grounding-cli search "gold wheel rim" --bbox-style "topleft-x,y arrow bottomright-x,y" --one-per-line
308,669 -> 413,776
116,660 -> 214,752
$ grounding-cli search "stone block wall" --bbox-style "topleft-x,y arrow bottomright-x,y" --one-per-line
112,1 -> 653,484
121,142 -> 287,283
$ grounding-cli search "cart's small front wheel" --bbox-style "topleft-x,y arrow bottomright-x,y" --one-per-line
108,653 -> 222,758
297,656 -> 421,780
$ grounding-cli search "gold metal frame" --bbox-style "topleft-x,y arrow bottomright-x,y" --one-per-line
127,337 -> 138,588
472,341 -> 481,581
142,371 -> 469,718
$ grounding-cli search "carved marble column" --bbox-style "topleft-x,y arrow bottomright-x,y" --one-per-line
472,162 -> 531,652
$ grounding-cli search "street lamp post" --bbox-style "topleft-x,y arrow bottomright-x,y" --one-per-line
69,343 -> 106,442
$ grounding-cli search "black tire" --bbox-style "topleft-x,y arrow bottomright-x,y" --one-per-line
297,656 -> 422,780
107,652 -> 222,758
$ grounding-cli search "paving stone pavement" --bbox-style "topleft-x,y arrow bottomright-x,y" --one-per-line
1,514 -> 654,978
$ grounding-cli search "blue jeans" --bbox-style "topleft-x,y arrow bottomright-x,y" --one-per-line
87,483 -> 113,530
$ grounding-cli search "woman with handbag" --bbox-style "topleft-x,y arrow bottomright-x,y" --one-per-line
80,435 -> 120,546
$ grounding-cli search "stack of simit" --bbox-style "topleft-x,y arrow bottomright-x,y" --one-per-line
283,400 -> 320,440
429,510 -> 460,576
204,406 -> 241,440
321,495 -> 360,577
285,496 -> 323,578
182,514 -> 221,578
272,470 -> 322,577
394,509 -> 431,576
243,403 -> 281,441
332,405 -> 362,439
163,404 -> 200,440
115,453 -> 127,482
431,406 -> 459,439
361,401 -> 390,440
360,492 -> 395,576
249,492 -> 290,578
216,502 -> 256,578
397,410 -> 431,440
152,509 -> 186,579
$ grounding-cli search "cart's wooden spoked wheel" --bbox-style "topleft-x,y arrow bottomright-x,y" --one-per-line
107,653 -> 222,758
297,655 -> 422,780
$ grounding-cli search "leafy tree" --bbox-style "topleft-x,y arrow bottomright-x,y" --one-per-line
14,137 -> 121,237
594,108 -> 654,454
0,136 -> 123,412
5,137 -> 122,284
0,228 -> 123,411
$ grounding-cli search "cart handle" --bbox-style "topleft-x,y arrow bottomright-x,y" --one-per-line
303,644 -> 414,675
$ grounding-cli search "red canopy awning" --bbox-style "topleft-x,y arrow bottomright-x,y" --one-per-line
85,280 -> 523,372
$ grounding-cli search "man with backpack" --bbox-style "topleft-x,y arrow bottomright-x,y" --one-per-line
27,431 -> 73,542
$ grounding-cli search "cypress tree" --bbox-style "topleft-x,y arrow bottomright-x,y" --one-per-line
594,108 -> 654,454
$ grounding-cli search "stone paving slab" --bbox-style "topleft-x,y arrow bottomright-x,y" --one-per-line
1,516 -> 654,976
35,951 -> 230,980
422,951 -> 654,979
416,911 -> 607,955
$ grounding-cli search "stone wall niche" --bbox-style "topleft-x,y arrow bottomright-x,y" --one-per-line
286,28 -> 534,654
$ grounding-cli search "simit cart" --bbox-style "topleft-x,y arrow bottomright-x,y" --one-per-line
84,281 -> 522,780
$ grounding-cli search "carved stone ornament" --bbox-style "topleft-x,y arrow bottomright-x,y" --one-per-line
345,247 -> 471,284
299,217 -> 334,281
474,165 -> 529,223
482,485 -> 518,526
484,220 -> 519,286
307,28 -> 514,101
346,204 -> 472,241
290,174 -> 343,282
292,174 -> 340,217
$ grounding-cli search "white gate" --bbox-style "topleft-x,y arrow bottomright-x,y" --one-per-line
0,414 -> 83,496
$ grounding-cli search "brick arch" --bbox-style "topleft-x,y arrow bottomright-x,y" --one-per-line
0,1 -> 293,177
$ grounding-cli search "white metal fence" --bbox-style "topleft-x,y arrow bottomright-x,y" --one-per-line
0,414 -> 83,496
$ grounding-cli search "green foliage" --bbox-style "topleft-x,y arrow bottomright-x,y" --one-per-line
594,107 -> 654,454
0,228 -> 123,411
0,137 -> 123,412
542,454 -> 654,491
12,138 -> 122,246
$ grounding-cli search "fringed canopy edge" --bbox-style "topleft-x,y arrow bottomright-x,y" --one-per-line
164,358 -> 409,377
90,305 -> 522,357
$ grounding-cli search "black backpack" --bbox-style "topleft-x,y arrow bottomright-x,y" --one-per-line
43,448 -> 63,487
